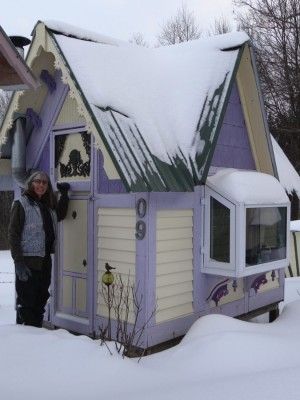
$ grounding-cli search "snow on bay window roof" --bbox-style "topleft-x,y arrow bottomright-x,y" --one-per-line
207,169 -> 289,205
44,21 -> 249,191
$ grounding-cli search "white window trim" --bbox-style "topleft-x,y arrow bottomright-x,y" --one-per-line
202,187 -> 236,277
237,202 -> 290,277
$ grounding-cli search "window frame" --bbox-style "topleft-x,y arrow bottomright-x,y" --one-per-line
202,186 -> 290,278
51,126 -> 92,192
203,187 -> 236,276
238,203 -> 290,277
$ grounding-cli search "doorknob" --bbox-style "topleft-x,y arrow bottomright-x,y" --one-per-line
72,210 -> 77,219
82,259 -> 87,267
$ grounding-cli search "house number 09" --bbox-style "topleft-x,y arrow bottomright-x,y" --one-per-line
135,198 -> 147,240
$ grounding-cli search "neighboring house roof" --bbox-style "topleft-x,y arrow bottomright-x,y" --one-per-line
0,26 -> 38,90
45,21 -> 249,191
271,135 -> 300,197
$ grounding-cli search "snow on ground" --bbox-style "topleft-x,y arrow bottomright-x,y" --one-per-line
1,250 -> 300,400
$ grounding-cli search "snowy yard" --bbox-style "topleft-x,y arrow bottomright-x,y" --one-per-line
1,250 -> 300,400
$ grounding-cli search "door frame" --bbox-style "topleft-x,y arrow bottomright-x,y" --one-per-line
49,123 -> 95,335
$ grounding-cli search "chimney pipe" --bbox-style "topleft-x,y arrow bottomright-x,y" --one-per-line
9,36 -> 31,58
11,117 -> 28,188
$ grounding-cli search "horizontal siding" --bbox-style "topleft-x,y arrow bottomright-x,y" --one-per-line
98,215 -> 135,228
98,249 -> 135,264
156,260 -> 193,276
156,303 -> 193,323
157,238 -> 192,252
156,209 -> 194,323
157,227 -> 193,241
100,226 -> 137,240
97,208 -> 136,323
157,271 -> 193,287
156,281 -> 193,298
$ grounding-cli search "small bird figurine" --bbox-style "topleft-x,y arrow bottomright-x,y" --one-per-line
102,263 -> 116,286
105,263 -> 115,272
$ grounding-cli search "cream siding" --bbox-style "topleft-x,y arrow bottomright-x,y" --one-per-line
97,208 -> 136,322
287,232 -> 300,277
55,93 -> 85,126
156,209 -> 194,323
236,45 -> 275,176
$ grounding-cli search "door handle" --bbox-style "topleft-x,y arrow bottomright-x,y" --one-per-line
82,259 -> 87,267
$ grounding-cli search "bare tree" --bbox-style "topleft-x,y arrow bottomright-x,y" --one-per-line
234,0 -> 300,173
157,4 -> 202,46
129,32 -> 149,47
208,16 -> 233,35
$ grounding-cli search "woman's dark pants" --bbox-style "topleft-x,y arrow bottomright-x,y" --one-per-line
15,257 -> 52,327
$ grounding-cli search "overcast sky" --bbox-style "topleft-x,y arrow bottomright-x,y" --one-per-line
1,0 -> 236,45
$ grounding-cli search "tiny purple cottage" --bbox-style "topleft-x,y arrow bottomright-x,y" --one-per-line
0,21 -> 290,349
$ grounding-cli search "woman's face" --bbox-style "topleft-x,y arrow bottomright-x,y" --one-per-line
31,174 -> 49,198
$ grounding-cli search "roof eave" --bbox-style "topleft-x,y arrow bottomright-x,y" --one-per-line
0,25 -> 39,91
47,27 -> 132,192
200,43 -> 247,185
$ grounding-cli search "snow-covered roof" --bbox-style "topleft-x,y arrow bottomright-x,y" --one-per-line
290,220 -> 300,232
43,21 -> 249,191
271,136 -> 300,197
207,169 -> 289,205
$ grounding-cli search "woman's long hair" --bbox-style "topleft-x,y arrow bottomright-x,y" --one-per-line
23,171 -> 57,210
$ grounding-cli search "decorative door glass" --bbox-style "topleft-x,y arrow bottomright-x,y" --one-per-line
55,132 -> 91,181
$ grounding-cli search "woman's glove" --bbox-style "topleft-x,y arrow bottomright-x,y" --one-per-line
15,262 -> 32,282
57,182 -> 70,194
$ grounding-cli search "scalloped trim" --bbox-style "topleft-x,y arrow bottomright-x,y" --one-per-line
1,22 -> 120,180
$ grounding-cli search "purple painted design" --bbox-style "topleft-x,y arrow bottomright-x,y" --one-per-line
26,107 -> 42,128
211,81 -> 256,170
251,274 -> 268,293
212,284 -> 229,306
40,69 -> 56,93
97,150 -> 126,193
26,70 -> 69,170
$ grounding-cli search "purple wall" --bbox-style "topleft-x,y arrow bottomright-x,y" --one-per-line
211,81 -> 256,170
37,137 -> 50,173
97,150 -> 126,193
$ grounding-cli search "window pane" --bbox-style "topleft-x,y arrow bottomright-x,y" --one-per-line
55,132 -> 91,181
246,207 -> 287,266
210,197 -> 230,263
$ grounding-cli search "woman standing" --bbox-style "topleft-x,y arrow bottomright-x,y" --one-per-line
8,171 -> 70,327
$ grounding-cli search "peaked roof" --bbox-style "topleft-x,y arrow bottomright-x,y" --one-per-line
271,135 -> 300,197
0,26 -> 38,90
44,21 -> 249,191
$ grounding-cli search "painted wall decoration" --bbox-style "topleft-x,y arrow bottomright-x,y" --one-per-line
55,132 -> 91,181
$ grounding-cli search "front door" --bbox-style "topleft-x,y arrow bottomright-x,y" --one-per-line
55,199 -> 89,329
